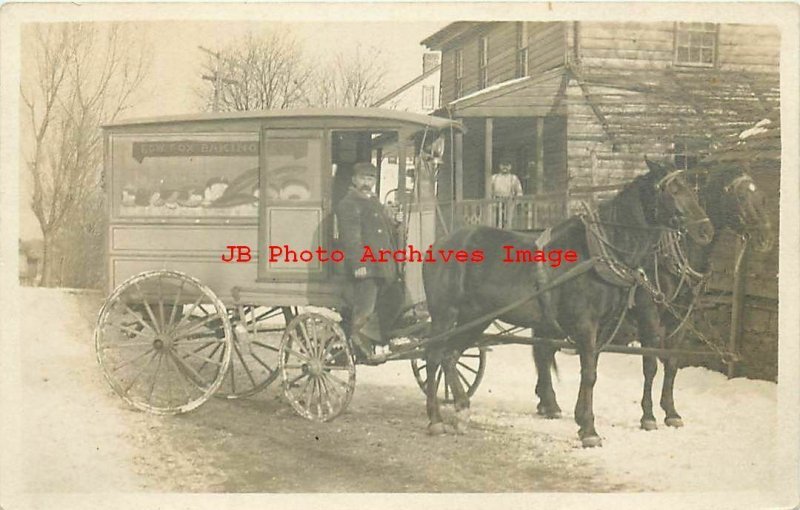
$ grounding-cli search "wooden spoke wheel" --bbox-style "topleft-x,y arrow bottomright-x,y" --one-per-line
411,347 -> 487,404
215,305 -> 297,399
95,270 -> 233,415
279,313 -> 355,422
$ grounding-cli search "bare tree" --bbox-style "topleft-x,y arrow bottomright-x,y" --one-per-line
307,44 -> 388,107
199,31 -> 312,111
21,23 -> 149,286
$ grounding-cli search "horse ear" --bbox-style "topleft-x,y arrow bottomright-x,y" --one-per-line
644,157 -> 662,173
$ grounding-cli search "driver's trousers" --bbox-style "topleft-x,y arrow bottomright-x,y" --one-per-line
349,277 -> 406,344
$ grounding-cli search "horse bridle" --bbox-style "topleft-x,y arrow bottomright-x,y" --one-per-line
722,172 -> 764,234
654,169 -> 713,233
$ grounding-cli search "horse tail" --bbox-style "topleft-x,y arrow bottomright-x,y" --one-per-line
530,343 -> 560,381
551,353 -> 560,381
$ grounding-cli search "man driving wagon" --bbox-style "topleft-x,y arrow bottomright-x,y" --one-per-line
335,161 -> 407,364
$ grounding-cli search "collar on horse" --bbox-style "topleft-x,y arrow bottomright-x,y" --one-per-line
579,203 -> 663,302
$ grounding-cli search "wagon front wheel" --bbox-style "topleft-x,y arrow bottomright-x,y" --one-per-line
95,270 -> 233,414
411,346 -> 487,403
279,312 -> 355,421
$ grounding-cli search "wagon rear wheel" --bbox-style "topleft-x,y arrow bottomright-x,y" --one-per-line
279,313 -> 355,422
411,347 -> 487,403
95,270 -> 233,414
215,305 -> 297,399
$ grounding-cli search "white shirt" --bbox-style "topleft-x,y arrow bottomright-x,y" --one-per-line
491,172 -> 523,198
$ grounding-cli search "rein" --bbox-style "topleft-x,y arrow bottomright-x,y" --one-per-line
653,231 -> 710,339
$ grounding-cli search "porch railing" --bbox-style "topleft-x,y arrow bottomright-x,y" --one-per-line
447,192 -> 568,231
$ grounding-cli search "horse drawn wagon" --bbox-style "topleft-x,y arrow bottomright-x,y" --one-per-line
95,108 -> 489,420
94,108 -> 773,446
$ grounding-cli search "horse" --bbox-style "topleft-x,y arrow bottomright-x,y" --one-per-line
636,164 -> 775,429
422,158 -> 714,447
533,163 -> 775,432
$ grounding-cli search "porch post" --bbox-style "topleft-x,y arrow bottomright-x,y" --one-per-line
535,117 -> 545,194
484,117 -> 493,198
398,144 -> 407,203
455,129 -> 464,202
454,129 -> 464,229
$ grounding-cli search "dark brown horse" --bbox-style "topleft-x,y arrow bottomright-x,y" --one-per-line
635,165 -> 774,429
533,163 -> 775,432
423,159 -> 713,447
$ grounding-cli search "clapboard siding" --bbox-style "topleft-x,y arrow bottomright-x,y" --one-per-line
436,22 -> 566,105
578,21 -> 780,73
440,49 -> 455,108
529,23 -> 567,74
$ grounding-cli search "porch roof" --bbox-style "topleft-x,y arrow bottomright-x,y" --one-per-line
440,68 -> 567,118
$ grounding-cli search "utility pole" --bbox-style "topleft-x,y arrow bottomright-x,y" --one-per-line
199,45 -> 238,112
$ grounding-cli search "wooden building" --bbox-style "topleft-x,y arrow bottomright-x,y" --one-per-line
422,21 -> 780,231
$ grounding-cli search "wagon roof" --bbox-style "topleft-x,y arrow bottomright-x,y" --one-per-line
103,107 -> 463,132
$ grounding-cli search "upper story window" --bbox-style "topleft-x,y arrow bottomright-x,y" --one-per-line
516,22 -> 529,78
421,85 -> 435,110
674,22 -> 717,67
673,138 -> 708,173
478,36 -> 489,88
454,48 -> 463,99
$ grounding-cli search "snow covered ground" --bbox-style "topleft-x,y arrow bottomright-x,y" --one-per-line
359,329 -> 780,493
4,287 -> 788,501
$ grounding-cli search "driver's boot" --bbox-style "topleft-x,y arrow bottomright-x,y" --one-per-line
350,331 -> 386,365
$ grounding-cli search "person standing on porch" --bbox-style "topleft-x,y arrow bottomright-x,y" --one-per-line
490,156 -> 523,227
491,157 -> 523,199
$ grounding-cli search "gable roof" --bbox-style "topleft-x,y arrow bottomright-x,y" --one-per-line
421,22 -> 487,50
372,64 -> 441,107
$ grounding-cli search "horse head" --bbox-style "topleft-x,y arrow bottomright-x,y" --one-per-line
702,166 -> 775,252
642,158 -> 714,246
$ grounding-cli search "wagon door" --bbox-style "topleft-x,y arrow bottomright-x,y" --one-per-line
258,129 -> 329,281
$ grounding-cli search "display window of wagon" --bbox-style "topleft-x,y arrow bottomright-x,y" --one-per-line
112,133 -> 261,218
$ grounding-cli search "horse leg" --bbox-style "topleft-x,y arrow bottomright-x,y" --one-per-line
425,348 -> 446,435
443,349 -> 471,434
533,344 -> 562,419
660,330 -> 684,427
573,324 -> 602,447
634,296 -> 662,431
425,308 -> 459,435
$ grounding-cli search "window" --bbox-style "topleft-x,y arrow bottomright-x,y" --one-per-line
516,22 -> 529,78
111,133 -> 260,218
454,49 -> 463,99
478,36 -> 489,88
674,22 -> 717,66
422,85 -> 435,110
673,138 -> 708,171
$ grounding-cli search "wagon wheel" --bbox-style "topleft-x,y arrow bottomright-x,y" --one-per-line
95,270 -> 233,414
215,305 -> 297,399
411,347 -> 487,404
279,312 -> 355,422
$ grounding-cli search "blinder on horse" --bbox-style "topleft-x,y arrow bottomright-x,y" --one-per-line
652,168 -> 714,244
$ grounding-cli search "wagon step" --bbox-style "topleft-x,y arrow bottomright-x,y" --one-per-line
388,336 -> 423,353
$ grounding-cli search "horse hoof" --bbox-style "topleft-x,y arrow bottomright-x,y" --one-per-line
665,417 -> 684,428
641,419 -> 658,431
453,410 -> 470,435
581,435 -> 603,448
427,422 -> 447,436
537,405 -> 562,419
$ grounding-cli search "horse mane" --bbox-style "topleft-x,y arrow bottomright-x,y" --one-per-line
593,172 -> 663,267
